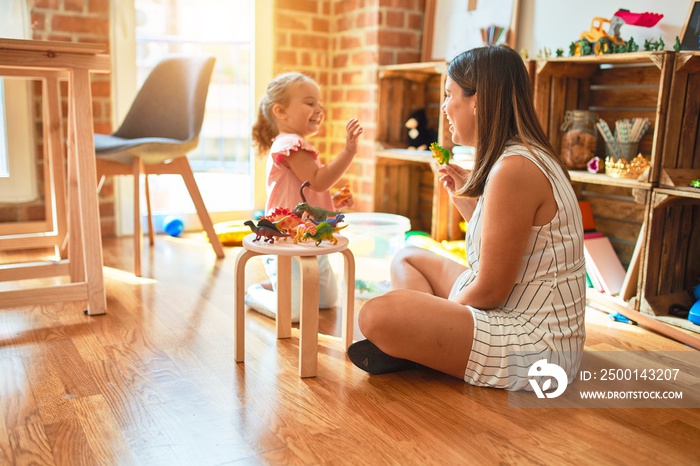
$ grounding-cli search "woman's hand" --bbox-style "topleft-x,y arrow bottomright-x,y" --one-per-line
438,163 -> 470,194
439,163 -> 476,222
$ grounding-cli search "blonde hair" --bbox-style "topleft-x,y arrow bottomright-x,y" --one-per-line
251,72 -> 319,155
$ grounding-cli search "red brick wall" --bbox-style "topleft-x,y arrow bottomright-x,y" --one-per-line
275,0 -> 425,212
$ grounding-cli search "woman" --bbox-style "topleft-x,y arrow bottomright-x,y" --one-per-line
348,45 -> 586,390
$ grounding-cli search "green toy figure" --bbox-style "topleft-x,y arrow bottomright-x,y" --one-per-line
674,36 -> 682,52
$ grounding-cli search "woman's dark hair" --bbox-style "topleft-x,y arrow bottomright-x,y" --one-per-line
448,45 -> 568,197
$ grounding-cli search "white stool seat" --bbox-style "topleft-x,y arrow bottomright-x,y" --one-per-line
234,233 -> 355,377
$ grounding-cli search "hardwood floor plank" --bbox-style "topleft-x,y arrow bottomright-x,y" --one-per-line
44,420 -> 100,466
6,423 -> 54,465
22,349 -> 77,426
72,395 -> 136,465
0,425 -> 13,465
0,357 -> 42,428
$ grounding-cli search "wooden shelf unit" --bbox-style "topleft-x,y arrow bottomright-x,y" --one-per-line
635,51 -> 700,348
534,51 -> 675,185
534,52 -> 700,348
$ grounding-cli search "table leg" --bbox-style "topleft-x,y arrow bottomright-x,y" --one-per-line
297,256 -> 319,378
276,255 -> 292,339
70,68 -> 106,315
234,248 -> 259,363
341,248 -> 355,350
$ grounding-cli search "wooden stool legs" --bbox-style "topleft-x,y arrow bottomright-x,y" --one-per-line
233,245 -> 355,378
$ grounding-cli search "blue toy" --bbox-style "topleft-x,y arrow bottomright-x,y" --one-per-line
669,283 -> 700,326
163,215 -> 184,237
689,284 -> 700,326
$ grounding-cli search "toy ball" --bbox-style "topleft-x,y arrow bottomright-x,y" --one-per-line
163,215 -> 184,237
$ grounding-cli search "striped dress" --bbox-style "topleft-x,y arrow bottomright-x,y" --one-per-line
449,143 -> 586,390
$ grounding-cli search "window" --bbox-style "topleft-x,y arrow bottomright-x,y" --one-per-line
111,0 -> 273,234
134,0 -> 253,222
112,0 -> 269,234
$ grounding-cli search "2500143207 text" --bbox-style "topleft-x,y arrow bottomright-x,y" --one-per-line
579,368 -> 680,382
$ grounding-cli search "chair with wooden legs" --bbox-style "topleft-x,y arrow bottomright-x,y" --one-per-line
95,55 -> 225,276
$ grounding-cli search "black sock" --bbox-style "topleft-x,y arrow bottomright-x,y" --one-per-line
347,339 -> 416,374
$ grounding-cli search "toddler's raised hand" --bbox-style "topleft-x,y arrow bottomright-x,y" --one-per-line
345,118 -> 363,155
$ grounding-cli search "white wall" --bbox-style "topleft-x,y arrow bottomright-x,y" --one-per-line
517,0 -> 692,56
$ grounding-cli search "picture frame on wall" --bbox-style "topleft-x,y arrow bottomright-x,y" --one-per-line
421,0 -> 520,62
680,0 -> 700,51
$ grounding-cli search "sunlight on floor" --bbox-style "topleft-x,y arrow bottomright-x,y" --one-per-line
103,266 -> 158,285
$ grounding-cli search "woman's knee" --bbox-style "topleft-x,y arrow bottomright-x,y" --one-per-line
357,292 -> 397,341
390,246 -> 420,274
357,290 -> 405,342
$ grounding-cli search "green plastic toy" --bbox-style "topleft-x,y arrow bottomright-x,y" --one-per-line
429,142 -> 450,165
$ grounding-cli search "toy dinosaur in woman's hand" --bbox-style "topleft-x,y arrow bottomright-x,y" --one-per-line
429,142 -> 450,165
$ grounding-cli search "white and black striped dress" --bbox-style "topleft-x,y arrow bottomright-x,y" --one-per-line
449,143 -> 586,390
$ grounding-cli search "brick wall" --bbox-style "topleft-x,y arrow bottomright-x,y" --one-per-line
275,0 -> 425,211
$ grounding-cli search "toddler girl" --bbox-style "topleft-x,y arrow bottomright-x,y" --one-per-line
247,71 -> 363,322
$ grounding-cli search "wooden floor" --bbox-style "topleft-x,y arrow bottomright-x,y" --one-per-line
1,235 -> 699,465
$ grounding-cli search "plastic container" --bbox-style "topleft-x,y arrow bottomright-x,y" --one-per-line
342,212 -> 411,258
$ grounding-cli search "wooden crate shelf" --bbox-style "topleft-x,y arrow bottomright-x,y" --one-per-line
660,52 -> 700,190
534,51 -> 675,185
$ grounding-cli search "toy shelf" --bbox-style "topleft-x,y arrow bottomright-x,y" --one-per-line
533,51 -> 700,347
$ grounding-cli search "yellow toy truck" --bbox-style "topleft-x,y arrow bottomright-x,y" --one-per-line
573,9 -> 663,56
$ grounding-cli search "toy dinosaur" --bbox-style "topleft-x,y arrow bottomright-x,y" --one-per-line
309,212 -> 345,227
303,222 -> 347,246
332,184 -> 354,209
261,207 -> 304,235
293,181 -> 341,221
244,219 -> 290,243
429,142 -> 450,165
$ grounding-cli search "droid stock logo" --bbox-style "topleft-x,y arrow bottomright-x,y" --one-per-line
528,359 -> 568,398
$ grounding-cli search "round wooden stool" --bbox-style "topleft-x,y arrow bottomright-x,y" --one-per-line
234,233 -> 355,377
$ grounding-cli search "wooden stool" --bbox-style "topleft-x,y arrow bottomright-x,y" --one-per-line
234,233 -> 355,377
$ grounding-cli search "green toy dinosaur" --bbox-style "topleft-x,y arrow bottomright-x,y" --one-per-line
293,181 -> 342,222
302,221 -> 347,246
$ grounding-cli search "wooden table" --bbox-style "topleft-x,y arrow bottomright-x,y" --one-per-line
234,234 -> 355,378
0,38 -> 110,315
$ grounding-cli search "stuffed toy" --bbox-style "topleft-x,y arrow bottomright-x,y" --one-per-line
405,109 -> 436,151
